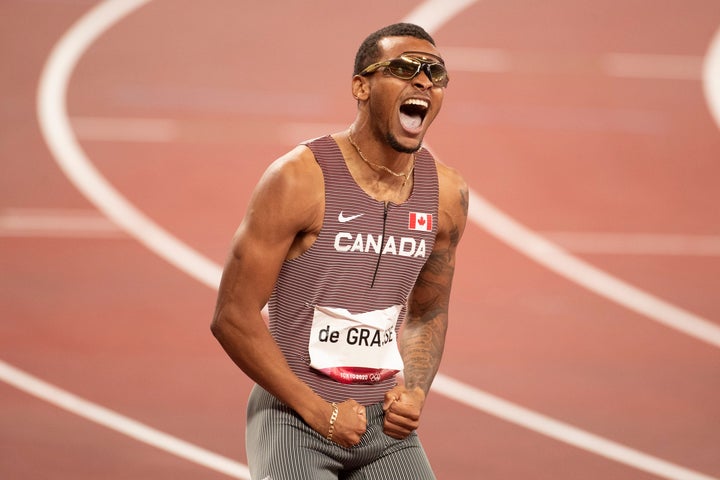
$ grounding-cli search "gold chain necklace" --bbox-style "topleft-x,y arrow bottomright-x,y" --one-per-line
348,131 -> 415,188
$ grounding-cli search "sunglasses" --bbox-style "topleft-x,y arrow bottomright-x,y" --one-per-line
359,52 -> 449,88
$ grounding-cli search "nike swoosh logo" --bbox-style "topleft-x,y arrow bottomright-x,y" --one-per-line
338,211 -> 364,223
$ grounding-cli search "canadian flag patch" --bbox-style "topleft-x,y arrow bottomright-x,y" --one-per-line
408,212 -> 432,231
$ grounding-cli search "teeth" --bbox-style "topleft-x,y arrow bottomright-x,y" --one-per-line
403,98 -> 429,109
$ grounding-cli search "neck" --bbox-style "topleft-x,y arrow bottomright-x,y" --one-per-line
350,119 -> 417,157
347,128 -> 415,188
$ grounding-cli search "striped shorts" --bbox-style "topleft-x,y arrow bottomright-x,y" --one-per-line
246,385 -> 436,480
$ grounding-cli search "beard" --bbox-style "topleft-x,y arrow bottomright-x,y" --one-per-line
386,132 -> 422,154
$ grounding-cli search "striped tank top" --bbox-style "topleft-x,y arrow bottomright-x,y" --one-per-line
268,135 -> 439,405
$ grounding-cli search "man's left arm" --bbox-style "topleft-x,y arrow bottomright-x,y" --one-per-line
383,165 -> 469,439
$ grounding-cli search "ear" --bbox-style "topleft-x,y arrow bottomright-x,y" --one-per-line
352,75 -> 370,101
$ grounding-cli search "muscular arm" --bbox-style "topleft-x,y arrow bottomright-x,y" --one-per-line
383,163 -> 469,438
211,146 -> 366,446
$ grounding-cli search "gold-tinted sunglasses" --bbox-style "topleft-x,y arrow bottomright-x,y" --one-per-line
359,51 -> 449,88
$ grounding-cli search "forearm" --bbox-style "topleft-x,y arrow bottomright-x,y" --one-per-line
211,308 -> 324,423
402,241 -> 454,396
382,312 -> 447,440
400,312 -> 448,395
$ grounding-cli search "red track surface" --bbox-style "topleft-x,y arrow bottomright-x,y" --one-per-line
2,1 -> 719,479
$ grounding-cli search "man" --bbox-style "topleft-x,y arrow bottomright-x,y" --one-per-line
211,22 -> 468,479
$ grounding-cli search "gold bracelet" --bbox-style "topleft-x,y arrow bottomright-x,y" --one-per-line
326,402 -> 339,441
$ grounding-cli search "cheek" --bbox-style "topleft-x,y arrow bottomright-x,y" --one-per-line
369,89 -> 399,119
428,91 -> 445,118
432,88 -> 445,104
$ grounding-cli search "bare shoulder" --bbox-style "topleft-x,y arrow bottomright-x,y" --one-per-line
260,145 -> 323,196
436,161 -> 468,205
434,160 -> 469,246
248,144 -> 324,236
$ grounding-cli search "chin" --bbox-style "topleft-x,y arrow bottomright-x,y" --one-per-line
387,132 -> 423,154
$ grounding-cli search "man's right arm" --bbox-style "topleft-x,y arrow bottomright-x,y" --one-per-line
210,146 -> 366,446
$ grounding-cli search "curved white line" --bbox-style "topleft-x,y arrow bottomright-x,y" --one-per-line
410,0 -> 720,350
35,0 -> 221,291
433,373 -> 719,480
403,0 -> 478,33
0,360 -> 250,479
10,0 -> 717,479
468,191 -> 720,347
703,25 -> 720,128
31,0 -> 245,478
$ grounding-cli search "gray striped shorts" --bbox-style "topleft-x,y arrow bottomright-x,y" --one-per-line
246,385 -> 436,480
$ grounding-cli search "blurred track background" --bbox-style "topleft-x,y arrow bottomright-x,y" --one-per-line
1,1 -> 719,478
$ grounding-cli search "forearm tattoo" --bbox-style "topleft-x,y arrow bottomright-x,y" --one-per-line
403,222 -> 462,394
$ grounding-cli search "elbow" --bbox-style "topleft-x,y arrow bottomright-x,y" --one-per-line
210,304 -> 248,342
210,310 -> 229,340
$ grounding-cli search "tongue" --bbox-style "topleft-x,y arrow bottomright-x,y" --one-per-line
400,111 -> 422,131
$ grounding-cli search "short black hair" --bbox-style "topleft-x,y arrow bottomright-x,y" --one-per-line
353,23 -> 436,76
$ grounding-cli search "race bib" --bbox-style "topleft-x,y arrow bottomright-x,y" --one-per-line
308,304 -> 405,384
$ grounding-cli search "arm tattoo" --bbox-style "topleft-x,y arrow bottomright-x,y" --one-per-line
403,241 -> 456,394
402,182 -> 467,394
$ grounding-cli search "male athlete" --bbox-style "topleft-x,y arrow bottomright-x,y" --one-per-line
212,22 -> 468,479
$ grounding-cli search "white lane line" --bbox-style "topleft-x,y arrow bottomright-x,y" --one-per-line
71,116 -> 178,142
540,232 -> 720,256
433,373 -> 719,480
0,208 -> 122,237
0,360 -> 251,480
703,25 -> 720,128
443,46 -> 703,80
23,1 -> 720,480
280,122 -> 349,146
66,52 -> 705,145
469,191 -> 720,349
33,0 -> 241,477
604,53 -> 704,80
36,0 -> 222,291
403,0 -> 479,36
441,46 -> 512,72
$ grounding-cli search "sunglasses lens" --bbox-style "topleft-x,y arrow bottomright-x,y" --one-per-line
386,58 -> 448,87
387,58 -> 421,79
428,64 -> 449,87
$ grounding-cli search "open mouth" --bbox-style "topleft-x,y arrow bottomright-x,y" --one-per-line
399,98 -> 429,132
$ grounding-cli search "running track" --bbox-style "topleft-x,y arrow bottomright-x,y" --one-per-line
2,1 -> 719,478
